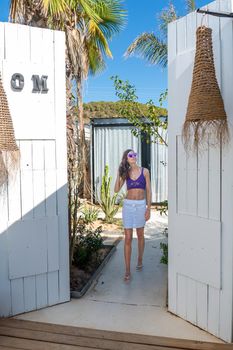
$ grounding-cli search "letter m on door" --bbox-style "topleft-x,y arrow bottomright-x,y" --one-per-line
32,75 -> 49,93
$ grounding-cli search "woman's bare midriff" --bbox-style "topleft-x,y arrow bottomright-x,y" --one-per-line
126,188 -> 145,200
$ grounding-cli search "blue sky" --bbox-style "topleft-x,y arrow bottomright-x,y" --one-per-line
0,0 -> 208,105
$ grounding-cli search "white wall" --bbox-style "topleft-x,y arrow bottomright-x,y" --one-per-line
0,23 -> 69,316
168,0 -> 233,342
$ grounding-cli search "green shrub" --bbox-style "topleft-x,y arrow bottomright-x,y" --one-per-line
159,200 -> 168,216
73,226 -> 103,269
99,165 -> 123,223
160,242 -> 168,264
81,205 -> 99,224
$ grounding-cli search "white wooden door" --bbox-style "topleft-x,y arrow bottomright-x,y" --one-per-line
168,0 -> 233,342
0,23 -> 69,317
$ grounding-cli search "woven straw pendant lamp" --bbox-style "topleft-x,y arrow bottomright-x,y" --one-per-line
0,72 -> 20,188
182,25 -> 229,153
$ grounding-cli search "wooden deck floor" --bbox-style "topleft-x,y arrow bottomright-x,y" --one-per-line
0,318 -> 230,350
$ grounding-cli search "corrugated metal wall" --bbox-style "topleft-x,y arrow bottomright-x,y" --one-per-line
151,129 -> 168,202
92,124 -> 168,203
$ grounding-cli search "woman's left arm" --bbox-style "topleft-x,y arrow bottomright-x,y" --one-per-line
144,168 -> 152,221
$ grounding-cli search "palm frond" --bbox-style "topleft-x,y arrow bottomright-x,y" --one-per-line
88,19 -> 113,58
125,33 -> 167,68
88,43 -> 106,75
78,0 -> 103,24
42,0 -> 68,17
186,0 -> 196,13
93,0 -> 127,39
158,3 -> 178,39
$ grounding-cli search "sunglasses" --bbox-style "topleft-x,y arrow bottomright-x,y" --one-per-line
127,152 -> 137,158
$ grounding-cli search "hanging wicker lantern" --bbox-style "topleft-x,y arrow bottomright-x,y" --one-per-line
0,72 -> 20,188
182,26 -> 229,152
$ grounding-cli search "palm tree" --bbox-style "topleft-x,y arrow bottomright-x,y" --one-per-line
125,1 -> 196,68
9,0 -> 126,198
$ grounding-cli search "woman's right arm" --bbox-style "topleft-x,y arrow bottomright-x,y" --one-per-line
114,171 -> 125,193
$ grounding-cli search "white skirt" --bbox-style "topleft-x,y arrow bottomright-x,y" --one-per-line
122,199 -> 147,229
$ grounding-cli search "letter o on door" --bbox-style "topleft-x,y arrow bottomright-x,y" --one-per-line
11,73 -> 24,91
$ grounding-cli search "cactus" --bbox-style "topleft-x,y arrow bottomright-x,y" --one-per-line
99,165 -> 122,223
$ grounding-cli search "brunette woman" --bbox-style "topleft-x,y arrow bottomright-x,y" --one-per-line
114,149 -> 151,281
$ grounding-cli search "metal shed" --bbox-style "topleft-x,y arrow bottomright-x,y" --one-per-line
90,118 -> 168,204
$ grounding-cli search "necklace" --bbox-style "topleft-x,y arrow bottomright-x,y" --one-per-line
129,167 -> 141,181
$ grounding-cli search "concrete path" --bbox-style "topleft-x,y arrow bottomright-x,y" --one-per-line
15,210 -> 224,343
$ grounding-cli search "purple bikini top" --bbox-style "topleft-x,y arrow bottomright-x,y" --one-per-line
126,167 -> 146,190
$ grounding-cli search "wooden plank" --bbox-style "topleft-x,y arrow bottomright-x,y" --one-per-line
0,233 -> 11,317
7,151 -> 21,223
208,286 -> 220,338
4,23 -> 30,62
0,319 -> 228,350
207,1 -> 221,87
196,282 -> 208,331
32,141 -> 46,217
54,30 -> 67,171
219,0 -> 232,13
0,346 -> 22,350
174,215 -> 221,289
0,336 -> 97,350
41,29 -> 54,66
208,140 -> 221,221
218,9 -> 233,342
48,271 -> 59,306
47,216 -> 59,272
186,152 -> 197,216
167,136 -> 177,314
44,141 -> 56,170
24,276 -> 36,312
0,326 -> 183,350
54,30 -> 69,304
30,26 -> 43,64
177,274 -> 187,319
8,219 -> 47,279
0,155 -> 8,229
168,21 -> 177,63
167,16 -> 178,316
45,169 -> 57,216
0,23 -> 4,60
177,136 -> 186,214
186,12 -> 196,51
176,16 -> 186,54
11,279 -> 24,315
197,148 -> 209,218
35,274 -> 48,309
20,169 -> 33,220
32,141 -> 44,170
186,277 -> 197,325
20,141 -> 32,170
33,170 -> 46,217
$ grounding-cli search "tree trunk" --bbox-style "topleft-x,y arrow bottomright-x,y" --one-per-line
77,79 -> 88,199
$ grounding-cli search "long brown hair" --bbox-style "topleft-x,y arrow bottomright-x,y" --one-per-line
118,149 -> 133,180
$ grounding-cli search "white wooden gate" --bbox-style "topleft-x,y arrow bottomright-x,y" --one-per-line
168,0 -> 233,342
0,23 -> 69,316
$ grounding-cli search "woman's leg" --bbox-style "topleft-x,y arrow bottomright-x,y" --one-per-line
124,229 -> 133,278
136,227 -> 145,267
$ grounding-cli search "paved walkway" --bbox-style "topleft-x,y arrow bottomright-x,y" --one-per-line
15,210 -> 224,343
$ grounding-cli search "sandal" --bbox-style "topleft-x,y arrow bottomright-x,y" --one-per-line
136,264 -> 143,270
124,273 -> 131,282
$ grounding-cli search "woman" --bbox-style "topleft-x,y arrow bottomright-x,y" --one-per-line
114,149 -> 152,282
